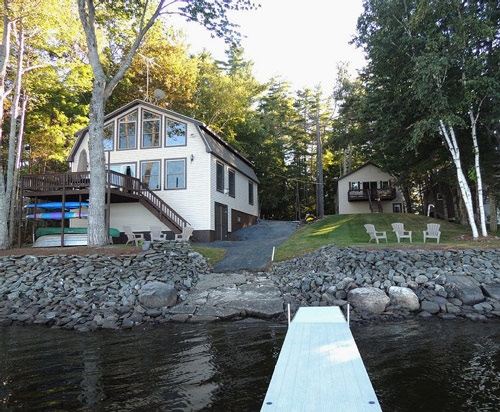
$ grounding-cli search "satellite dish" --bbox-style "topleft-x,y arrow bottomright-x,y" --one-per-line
154,89 -> 166,100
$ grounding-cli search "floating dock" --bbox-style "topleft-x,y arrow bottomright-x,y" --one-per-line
261,306 -> 382,412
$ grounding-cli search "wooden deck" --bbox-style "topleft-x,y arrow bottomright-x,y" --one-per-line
261,307 -> 382,412
20,171 -> 189,233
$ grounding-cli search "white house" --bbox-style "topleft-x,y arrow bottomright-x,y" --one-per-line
67,100 -> 259,242
336,162 -> 404,214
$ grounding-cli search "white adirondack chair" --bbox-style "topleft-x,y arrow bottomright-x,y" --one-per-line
423,223 -> 441,243
364,224 -> 387,244
175,225 -> 194,242
150,226 -> 167,241
391,222 -> 412,243
123,225 -> 144,247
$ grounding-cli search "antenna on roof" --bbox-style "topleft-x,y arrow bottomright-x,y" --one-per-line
138,53 -> 160,101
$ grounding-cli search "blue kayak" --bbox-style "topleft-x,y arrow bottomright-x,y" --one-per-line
25,202 -> 89,209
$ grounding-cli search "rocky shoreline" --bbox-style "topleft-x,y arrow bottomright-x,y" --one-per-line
1,243 -> 500,331
271,246 -> 500,322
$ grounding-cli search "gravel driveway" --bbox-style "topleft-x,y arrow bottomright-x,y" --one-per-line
197,220 -> 297,272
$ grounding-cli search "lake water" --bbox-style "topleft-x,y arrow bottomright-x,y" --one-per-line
0,320 -> 499,411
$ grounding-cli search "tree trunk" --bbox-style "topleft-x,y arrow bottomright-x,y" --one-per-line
403,186 -> 412,214
490,191 -> 497,233
315,107 -> 324,218
469,110 -> 487,236
348,142 -> 352,173
87,79 -> 108,246
439,120 -> 479,238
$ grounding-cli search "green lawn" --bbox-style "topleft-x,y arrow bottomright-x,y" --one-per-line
275,213 -> 500,261
193,246 -> 227,266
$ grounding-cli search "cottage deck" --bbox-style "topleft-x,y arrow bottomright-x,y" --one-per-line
261,307 -> 382,412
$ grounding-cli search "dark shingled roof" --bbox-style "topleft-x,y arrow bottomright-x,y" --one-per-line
67,100 -> 259,183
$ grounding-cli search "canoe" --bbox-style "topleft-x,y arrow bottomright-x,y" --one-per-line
25,202 -> 89,209
26,212 -> 88,220
33,234 -> 88,248
35,227 -> 120,239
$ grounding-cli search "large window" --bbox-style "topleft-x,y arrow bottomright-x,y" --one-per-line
141,160 -> 161,190
166,119 -> 186,146
118,111 -> 137,149
216,162 -> 224,193
109,163 -> 136,176
350,182 -> 360,191
248,181 -> 254,205
142,110 -> 161,148
165,159 -> 186,189
228,169 -> 235,198
103,123 -> 114,150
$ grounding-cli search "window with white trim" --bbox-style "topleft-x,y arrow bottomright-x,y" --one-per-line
248,181 -> 254,205
216,162 -> 224,192
103,123 -> 114,150
228,169 -> 235,197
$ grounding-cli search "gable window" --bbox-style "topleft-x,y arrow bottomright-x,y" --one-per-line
165,159 -> 186,189
228,169 -> 235,198
216,162 -> 224,192
141,160 -> 161,190
142,110 -> 161,148
118,111 -> 137,149
248,181 -> 254,205
103,123 -> 114,150
166,119 -> 186,146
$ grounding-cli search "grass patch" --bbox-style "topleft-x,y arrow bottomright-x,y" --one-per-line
275,213 -> 500,261
193,246 -> 227,266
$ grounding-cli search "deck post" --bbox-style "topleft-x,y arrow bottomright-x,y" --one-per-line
32,196 -> 38,244
61,175 -> 66,247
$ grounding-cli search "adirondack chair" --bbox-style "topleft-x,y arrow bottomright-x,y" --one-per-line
150,226 -> 167,241
391,222 -> 412,243
175,225 -> 194,242
364,224 -> 387,244
423,223 -> 441,243
123,225 -> 144,247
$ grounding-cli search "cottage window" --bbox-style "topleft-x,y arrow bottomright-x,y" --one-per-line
103,123 -> 114,150
248,181 -> 254,205
165,159 -> 186,189
141,160 -> 161,190
351,182 -> 360,191
118,111 -> 137,149
216,162 -> 224,192
142,111 -> 161,148
166,119 -> 186,146
108,163 -> 136,176
381,181 -> 389,189
228,169 -> 235,197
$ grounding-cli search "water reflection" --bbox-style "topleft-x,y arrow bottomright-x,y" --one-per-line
0,320 -> 499,411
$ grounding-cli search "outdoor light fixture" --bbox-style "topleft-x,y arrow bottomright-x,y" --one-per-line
190,154 -> 194,162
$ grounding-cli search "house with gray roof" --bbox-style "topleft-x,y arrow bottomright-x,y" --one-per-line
67,100 -> 259,242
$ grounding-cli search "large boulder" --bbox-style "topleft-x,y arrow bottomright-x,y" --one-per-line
388,286 -> 420,311
482,285 -> 500,301
347,287 -> 390,314
446,275 -> 484,305
138,282 -> 177,308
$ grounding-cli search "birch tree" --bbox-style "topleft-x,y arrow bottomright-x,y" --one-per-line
77,0 -> 258,246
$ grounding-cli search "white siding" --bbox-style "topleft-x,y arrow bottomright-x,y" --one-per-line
209,154 -> 259,232
71,104 -> 212,231
337,164 -> 404,214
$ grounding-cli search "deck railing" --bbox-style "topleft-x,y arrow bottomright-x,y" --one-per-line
21,171 -> 189,231
347,187 -> 396,202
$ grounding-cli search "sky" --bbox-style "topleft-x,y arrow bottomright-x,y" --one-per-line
169,0 -> 367,92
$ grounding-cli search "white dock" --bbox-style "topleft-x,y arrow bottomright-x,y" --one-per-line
261,307 -> 382,412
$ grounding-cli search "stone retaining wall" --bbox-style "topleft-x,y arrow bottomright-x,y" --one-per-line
271,246 -> 500,322
0,242 -> 209,331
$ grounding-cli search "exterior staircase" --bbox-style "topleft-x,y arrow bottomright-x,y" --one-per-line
366,190 -> 383,213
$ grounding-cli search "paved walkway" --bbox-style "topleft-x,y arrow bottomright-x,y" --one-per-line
197,220 -> 297,272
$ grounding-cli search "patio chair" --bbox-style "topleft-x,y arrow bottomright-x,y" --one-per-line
123,225 -> 144,247
175,225 -> 194,242
150,226 -> 167,241
423,223 -> 441,243
391,222 -> 412,243
364,224 -> 387,244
